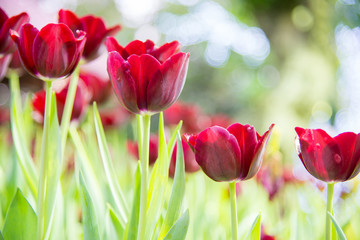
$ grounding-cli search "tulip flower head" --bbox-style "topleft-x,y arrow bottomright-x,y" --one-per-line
10,23 -> 86,80
59,9 -> 121,60
186,123 -> 274,182
295,127 -> 360,182
0,8 -> 29,54
106,37 -> 190,115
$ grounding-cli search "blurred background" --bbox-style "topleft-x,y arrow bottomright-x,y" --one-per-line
1,0 -> 360,238
2,0 -> 360,162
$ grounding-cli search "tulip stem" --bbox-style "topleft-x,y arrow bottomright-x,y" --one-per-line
137,114 -> 151,240
229,181 -> 238,240
60,64 -> 80,160
325,183 -> 335,240
37,80 -> 52,240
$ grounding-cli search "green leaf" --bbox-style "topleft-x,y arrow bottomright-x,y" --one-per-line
93,102 -> 128,224
246,213 -> 261,240
167,121 -> 182,155
79,172 -> 100,240
124,163 -> 141,240
328,212 -> 347,240
2,189 -> 37,240
69,126 -> 107,233
145,113 -> 171,237
0,230 -> 4,240
107,204 -> 124,239
9,71 -> 38,198
163,209 -> 189,240
159,133 -> 186,239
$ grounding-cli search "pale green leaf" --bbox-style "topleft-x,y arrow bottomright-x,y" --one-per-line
93,102 -> 128,224
9,71 -> 37,197
0,230 -> 4,240
108,204 -> 124,239
145,112 -> 170,237
3,189 -> 37,240
159,133 -> 186,239
328,212 -> 347,240
246,213 -> 261,240
79,172 -> 100,240
163,209 -> 189,240
124,163 -> 141,240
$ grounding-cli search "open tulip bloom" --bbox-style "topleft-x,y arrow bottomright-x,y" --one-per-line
295,127 -> 360,240
186,123 -> 274,240
106,37 -> 190,115
59,9 -> 121,61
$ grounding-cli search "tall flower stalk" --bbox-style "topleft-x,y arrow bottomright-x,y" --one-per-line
325,183 -> 335,240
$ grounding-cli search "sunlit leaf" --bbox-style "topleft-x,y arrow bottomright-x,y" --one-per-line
163,209 -> 189,240
2,189 -> 37,240
93,102 -> 128,225
246,213 -> 261,240
124,163 -> 141,240
159,133 -> 186,238
328,212 -> 347,240
107,204 -> 124,239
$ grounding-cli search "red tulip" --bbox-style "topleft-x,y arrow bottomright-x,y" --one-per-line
0,8 -> 29,54
80,71 -> 111,104
10,23 -> 86,80
59,9 -> 121,60
295,127 -> 360,182
99,105 -> 132,129
0,54 -> 11,80
32,78 -> 90,123
169,136 -> 200,177
127,134 -> 159,165
106,37 -> 189,115
164,101 -> 210,133
186,123 -> 274,182
0,107 -> 10,125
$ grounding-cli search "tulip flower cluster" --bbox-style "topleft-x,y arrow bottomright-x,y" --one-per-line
1,5 -> 360,240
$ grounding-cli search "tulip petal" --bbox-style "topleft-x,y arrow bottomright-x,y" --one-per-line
64,30 -> 86,76
107,51 -> 139,113
247,124 -> 274,180
124,40 -> 148,56
147,52 -> 189,112
295,127 -> 341,182
11,23 -> 38,76
80,16 -> 108,58
151,41 -> 181,63
127,54 -> 161,112
195,126 -> 241,182
106,37 -> 129,59
0,11 -> 29,53
227,123 -> 260,180
58,9 -> 82,31
33,23 -> 78,79
334,132 -> 360,180
0,8 -> 8,26
184,134 -> 197,152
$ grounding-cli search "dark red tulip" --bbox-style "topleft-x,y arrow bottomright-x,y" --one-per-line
0,54 -> 11,80
99,105 -> 132,129
295,127 -> 360,182
0,8 -> 29,54
169,136 -> 200,177
106,37 -> 190,115
80,71 -> 111,104
127,134 -> 159,165
164,101 -> 210,133
32,78 -> 90,123
10,23 -> 86,80
59,9 -> 121,60
186,123 -> 274,182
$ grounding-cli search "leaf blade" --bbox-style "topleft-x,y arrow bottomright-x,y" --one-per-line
163,209 -> 190,240
328,212 -> 347,240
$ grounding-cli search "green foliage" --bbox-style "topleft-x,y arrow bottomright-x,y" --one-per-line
2,189 -> 37,240
79,172 -> 100,240
246,213 -> 261,240
328,212 -> 347,240
163,210 -> 190,240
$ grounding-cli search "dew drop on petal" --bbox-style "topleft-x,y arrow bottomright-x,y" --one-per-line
315,143 -> 321,150
334,154 -> 342,164
247,126 -> 252,131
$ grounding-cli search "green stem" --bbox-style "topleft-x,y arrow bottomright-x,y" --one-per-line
137,114 -> 151,240
325,183 -> 335,240
229,181 -> 238,240
60,65 -> 80,158
37,80 -> 52,240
